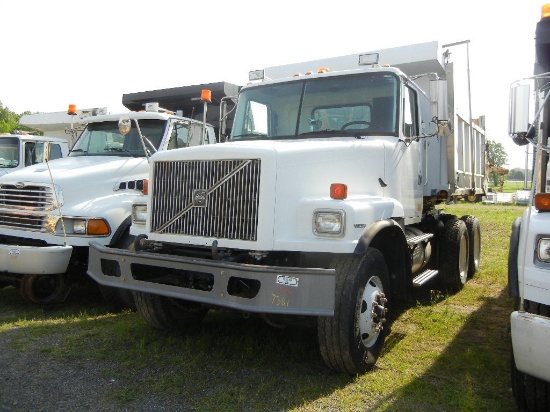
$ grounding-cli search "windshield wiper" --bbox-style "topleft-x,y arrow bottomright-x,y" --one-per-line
232,132 -> 269,139
105,147 -> 141,158
298,129 -> 358,138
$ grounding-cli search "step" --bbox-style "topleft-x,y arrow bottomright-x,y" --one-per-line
412,269 -> 439,287
407,233 -> 434,246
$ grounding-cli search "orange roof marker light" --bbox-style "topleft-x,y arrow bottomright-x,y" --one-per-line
317,67 -> 330,73
67,104 -> 77,115
330,183 -> 348,200
201,89 -> 212,103
542,3 -> 550,19
535,193 -> 550,211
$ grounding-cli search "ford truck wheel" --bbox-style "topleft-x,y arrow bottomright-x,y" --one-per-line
20,274 -> 69,304
439,218 -> 469,292
134,291 -> 209,331
461,215 -> 481,278
318,248 -> 390,374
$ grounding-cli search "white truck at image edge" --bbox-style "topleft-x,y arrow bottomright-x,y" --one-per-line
508,4 -> 550,411
87,41 -> 485,374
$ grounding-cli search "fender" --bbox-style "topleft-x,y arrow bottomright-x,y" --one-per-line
508,216 -> 522,298
109,215 -> 133,247
354,219 -> 403,255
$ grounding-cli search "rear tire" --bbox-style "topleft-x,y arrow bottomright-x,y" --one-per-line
318,248 -> 390,375
461,215 -> 481,278
134,291 -> 209,331
439,218 -> 469,292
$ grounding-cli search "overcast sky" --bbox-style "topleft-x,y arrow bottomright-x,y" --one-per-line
0,1 -> 543,169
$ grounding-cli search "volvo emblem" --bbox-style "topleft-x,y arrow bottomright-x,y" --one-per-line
14,182 -> 25,189
193,189 -> 207,207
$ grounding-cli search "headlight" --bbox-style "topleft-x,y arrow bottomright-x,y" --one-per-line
73,219 -> 87,234
132,204 -> 147,224
537,238 -> 550,262
313,210 -> 345,237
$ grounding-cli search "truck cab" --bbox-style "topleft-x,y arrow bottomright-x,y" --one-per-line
0,133 -> 69,177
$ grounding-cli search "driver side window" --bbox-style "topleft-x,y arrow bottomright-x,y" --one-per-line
403,86 -> 419,138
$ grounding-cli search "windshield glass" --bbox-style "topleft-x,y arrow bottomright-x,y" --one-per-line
0,137 -> 20,168
70,119 -> 167,157
231,72 -> 399,140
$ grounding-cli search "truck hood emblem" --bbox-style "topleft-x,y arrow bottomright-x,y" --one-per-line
14,182 -> 25,189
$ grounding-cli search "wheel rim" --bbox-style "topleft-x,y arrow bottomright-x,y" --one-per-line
21,274 -> 66,304
459,233 -> 468,283
357,275 -> 387,349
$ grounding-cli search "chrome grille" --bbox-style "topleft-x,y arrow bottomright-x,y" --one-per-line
0,212 -> 45,231
150,159 -> 261,241
0,184 -> 56,211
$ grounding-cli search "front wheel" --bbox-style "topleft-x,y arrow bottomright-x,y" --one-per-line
134,291 -> 209,331
19,273 -> 69,304
318,249 -> 390,375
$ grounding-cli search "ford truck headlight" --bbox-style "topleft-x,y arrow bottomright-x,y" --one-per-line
537,238 -> 550,262
132,203 -> 147,224
55,218 -> 110,236
313,210 -> 345,237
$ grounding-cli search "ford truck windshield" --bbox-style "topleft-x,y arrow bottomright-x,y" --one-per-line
0,137 -> 19,167
70,119 -> 167,157
231,72 -> 399,140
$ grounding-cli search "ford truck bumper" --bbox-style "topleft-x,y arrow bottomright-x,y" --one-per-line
511,310 -> 550,382
0,244 -> 72,275
88,241 -> 336,316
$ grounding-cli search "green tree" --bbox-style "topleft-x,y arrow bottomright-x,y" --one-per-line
0,101 -> 22,133
486,139 -> 509,186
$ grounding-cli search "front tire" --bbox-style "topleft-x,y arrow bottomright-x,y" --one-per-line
318,249 -> 390,375
19,273 -> 69,304
134,292 -> 209,331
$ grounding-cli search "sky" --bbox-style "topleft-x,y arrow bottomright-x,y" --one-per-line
0,1 -> 543,169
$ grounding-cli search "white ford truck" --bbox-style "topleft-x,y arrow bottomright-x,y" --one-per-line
0,82 -> 239,305
508,4 -> 550,411
87,42 -> 484,374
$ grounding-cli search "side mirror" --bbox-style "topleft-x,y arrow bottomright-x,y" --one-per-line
509,84 -> 530,137
118,117 -> 131,135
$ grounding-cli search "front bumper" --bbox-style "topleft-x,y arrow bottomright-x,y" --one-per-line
88,242 -> 336,316
511,310 -> 550,382
0,244 -> 72,275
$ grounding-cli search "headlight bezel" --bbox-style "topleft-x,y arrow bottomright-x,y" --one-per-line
313,209 -> 345,238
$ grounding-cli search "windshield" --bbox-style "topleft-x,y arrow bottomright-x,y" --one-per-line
70,119 -> 167,157
0,137 -> 20,168
231,72 -> 399,140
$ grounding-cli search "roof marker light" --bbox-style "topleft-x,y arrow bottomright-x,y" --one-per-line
535,193 -> 550,211
330,183 -> 348,200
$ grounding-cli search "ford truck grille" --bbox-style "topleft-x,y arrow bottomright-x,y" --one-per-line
0,184 -> 56,211
0,212 -> 45,231
150,159 -> 261,241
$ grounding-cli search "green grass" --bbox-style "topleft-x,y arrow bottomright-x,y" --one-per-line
489,180 -> 531,193
0,203 -> 526,411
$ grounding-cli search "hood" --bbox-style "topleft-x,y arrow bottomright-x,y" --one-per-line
0,156 -> 149,204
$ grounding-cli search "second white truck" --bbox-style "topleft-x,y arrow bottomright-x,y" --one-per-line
87,42 -> 484,374
0,82 -> 239,305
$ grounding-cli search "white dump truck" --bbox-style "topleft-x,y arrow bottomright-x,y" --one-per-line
0,132 -> 69,177
0,82 -> 239,305
508,4 -> 550,411
87,42 -> 484,374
